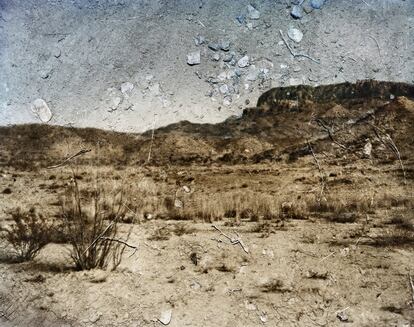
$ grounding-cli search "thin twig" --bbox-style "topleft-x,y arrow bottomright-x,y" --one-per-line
369,122 -> 406,184
409,273 -> 414,304
369,35 -> 381,57
279,30 -> 320,64
315,119 -> 347,150
212,225 -> 249,253
82,222 -> 115,255
307,140 -> 326,201
99,237 -> 138,257
47,149 -> 91,169
147,115 -> 156,163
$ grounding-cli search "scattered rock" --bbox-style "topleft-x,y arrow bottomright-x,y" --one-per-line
336,311 -> 349,322
40,70 -> 50,79
311,0 -> 325,9
223,96 -> 232,106
247,4 -> 260,20
187,51 -> 201,65
236,15 -> 246,25
219,84 -> 229,94
244,300 -> 257,311
238,55 -> 250,68
212,53 -> 220,61
220,40 -> 231,51
194,35 -> 205,46
303,1 -> 314,13
291,5 -> 303,19
158,309 -> 172,325
31,98 -> 53,122
223,52 -> 234,62
182,185 -> 191,193
89,312 -> 102,323
287,27 -> 303,43
190,252 -> 198,265
110,97 -> 122,110
174,199 -> 183,208
2,188 -> 12,194
363,141 -> 372,157
121,82 -> 134,94
246,66 -> 259,81
144,213 -> 154,220
208,43 -> 220,51
259,312 -> 268,323
190,281 -> 201,290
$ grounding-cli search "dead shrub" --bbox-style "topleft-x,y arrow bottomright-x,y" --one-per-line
261,279 -> 291,293
280,202 -> 308,220
148,226 -> 171,241
60,178 -> 131,271
172,223 -> 195,236
2,207 -> 52,262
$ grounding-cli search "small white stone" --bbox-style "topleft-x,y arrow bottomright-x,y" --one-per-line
187,51 -> 201,65
287,28 -> 303,43
219,84 -> 229,94
247,4 -> 260,20
121,82 -> 134,94
158,309 -> 172,325
31,99 -> 52,122
238,55 -> 250,68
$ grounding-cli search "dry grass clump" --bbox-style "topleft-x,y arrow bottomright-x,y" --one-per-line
60,178 -> 131,270
169,191 -> 280,222
260,278 -> 292,293
148,226 -> 171,241
1,207 -> 53,262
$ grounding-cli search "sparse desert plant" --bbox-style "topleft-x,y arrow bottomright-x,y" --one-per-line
2,207 -> 52,261
148,226 -> 171,241
60,178 -> 131,270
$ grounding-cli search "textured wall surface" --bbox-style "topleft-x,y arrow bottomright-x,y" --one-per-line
0,0 -> 413,132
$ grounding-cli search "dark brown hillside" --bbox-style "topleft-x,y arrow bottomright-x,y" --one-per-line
0,80 -> 413,169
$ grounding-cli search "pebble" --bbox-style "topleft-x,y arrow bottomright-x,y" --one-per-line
187,51 -> 201,65
236,15 -> 246,25
120,82 -> 134,94
291,5 -> 303,19
174,199 -> 183,208
223,96 -> 232,106
194,35 -> 205,46
40,70 -> 50,79
287,27 -> 303,43
220,40 -> 231,51
247,4 -> 260,20
311,0 -> 324,9
237,55 -> 250,68
158,309 -> 172,325
212,53 -> 220,61
31,98 -> 53,122
336,311 -> 349,322
246,66 -> 259,81
208,43 -> 220,51
223,52 -> 234,62
219,84 -> 229,94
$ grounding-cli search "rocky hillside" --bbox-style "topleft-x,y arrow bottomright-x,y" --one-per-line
1,80 -> 413,172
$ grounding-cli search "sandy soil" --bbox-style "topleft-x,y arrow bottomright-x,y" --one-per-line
0,160 -> 413,327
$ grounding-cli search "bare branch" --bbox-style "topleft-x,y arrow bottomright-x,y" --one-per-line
47,149 -> 91,169
212,225 -> 249,253
279,30 -> 320,64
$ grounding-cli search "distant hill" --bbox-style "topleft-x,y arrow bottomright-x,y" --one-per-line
1,80 -> 413,170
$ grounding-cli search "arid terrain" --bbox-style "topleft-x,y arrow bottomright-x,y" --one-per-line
0,80 -> 413,326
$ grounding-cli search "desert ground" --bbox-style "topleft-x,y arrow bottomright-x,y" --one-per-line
0,81 -> 413,326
